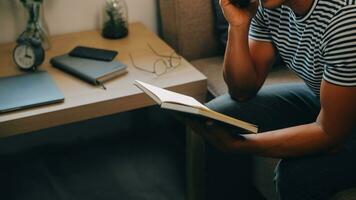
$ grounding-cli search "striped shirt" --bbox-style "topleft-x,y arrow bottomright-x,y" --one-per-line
249,0 -> 356,96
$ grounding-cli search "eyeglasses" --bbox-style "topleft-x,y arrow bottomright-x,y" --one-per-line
129,43 -> 182,77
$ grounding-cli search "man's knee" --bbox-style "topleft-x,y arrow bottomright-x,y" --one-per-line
206,94 -> 241,116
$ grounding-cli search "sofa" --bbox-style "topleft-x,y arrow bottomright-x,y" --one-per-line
158,0 -> 356,199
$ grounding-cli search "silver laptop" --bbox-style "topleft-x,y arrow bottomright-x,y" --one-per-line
0,71 -> 65,113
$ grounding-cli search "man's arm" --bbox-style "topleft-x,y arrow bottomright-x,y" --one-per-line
224,32 -> 276,101
219,0 -> 276,101
208,81 -> 356,158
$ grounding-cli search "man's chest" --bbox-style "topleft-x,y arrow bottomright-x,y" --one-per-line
269,19 -> 328,95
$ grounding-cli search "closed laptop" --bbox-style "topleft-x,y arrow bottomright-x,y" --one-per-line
0,71 -> 64,113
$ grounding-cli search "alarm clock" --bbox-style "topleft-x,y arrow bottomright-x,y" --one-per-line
13,37 -> 45,71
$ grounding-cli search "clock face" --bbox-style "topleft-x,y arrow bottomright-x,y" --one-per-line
14,44 -> 36,69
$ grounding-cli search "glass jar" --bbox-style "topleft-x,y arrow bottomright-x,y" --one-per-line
19,0 -> 51,49
101,0 -> 129,39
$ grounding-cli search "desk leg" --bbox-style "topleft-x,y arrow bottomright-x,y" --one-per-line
186,126 -> 206,200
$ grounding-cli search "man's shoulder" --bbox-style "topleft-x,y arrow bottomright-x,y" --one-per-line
325,2 -> 356,32
324,0 -> 356,20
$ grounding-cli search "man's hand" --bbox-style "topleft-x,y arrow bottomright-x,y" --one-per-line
185,118 -> 247,152
219,0 -> 259,27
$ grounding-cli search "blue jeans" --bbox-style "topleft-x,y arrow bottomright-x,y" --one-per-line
206,83 -> 356,200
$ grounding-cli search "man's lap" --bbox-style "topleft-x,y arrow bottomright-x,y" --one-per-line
204,83 -> 356,199
206,83 -> 320,133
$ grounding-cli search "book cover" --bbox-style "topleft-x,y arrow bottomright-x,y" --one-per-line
51,54 -> 127,86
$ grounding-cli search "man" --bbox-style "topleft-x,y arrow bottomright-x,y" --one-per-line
188,0 -> 356,199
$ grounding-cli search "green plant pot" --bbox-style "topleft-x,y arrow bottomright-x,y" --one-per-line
102,20 -> 128,39
101,0 -> 129,39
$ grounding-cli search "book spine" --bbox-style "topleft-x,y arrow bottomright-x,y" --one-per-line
50,58 -> 98,85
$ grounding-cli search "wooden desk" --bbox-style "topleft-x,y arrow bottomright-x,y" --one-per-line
0,22 -> 207,138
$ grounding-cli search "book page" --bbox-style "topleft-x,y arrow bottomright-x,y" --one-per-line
134,80 -> 208,109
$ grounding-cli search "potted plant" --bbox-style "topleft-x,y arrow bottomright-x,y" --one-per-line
102,0 -> 129,39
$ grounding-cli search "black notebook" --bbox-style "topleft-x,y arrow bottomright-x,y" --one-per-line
51,54 -> 127,86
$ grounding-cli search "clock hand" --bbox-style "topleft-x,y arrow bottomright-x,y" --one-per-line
25,46 -> 29,56
25,46 -> 32,59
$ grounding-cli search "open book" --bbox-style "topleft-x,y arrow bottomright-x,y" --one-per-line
134,80 -> 258,133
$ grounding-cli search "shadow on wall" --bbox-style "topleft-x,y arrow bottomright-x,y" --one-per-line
0,0 -> 26,41
0,0 -> 160,44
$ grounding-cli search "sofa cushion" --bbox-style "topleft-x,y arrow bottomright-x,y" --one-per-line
332,188 -> 356,200
191,57 -> 226,97
191,56 -> 303,97
253,157 -> 279,200
159,0 -> 221,60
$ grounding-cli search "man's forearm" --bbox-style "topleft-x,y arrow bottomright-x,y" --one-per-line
235,123 -> 341,158
224,25 -> 259,100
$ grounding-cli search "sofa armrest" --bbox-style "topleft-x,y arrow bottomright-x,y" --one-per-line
159,0 -> 221,61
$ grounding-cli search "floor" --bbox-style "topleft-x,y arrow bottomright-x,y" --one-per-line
0,106 -> 265,200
